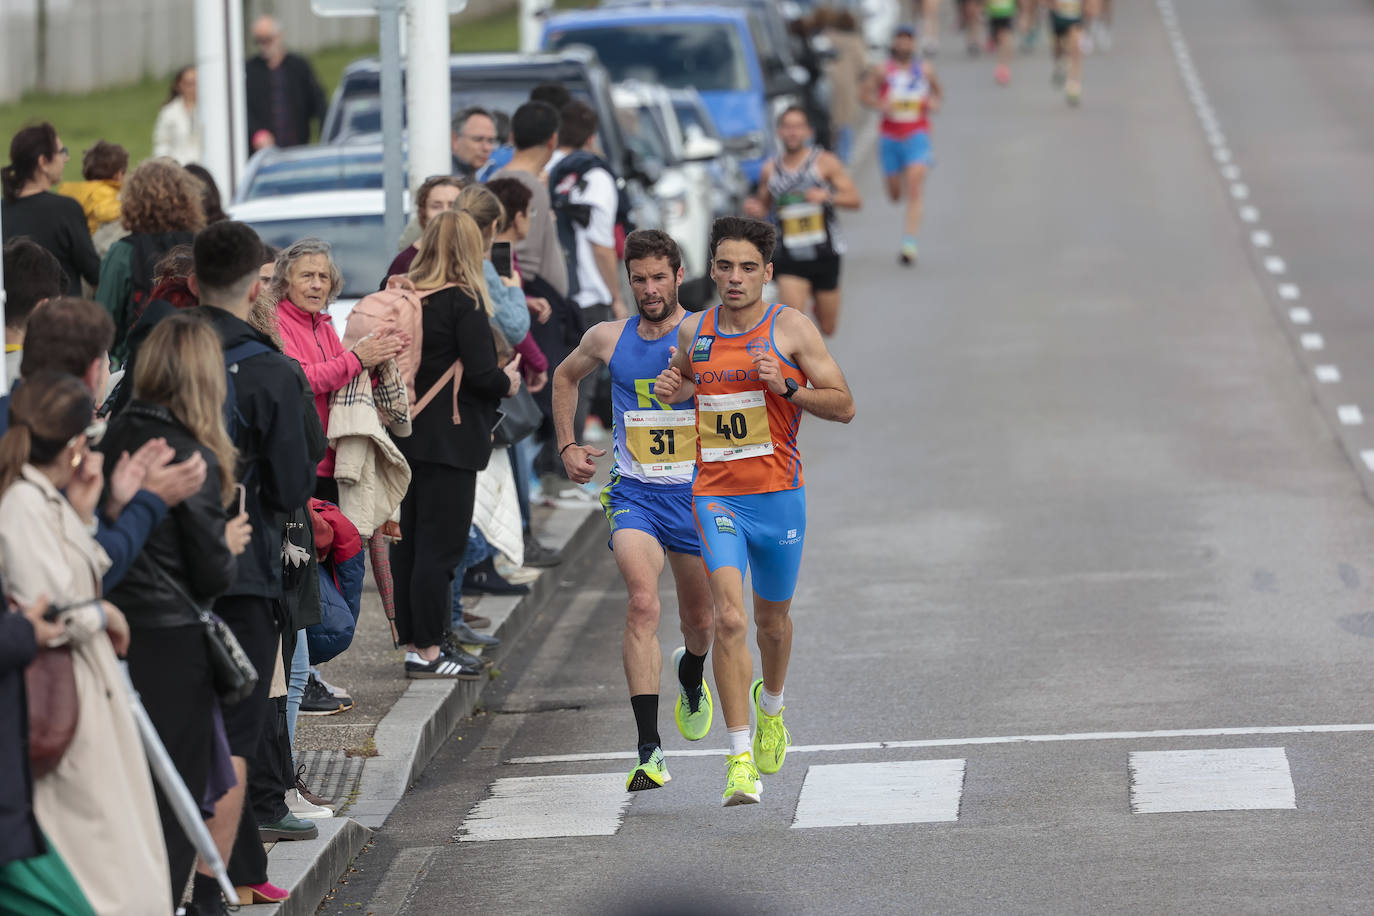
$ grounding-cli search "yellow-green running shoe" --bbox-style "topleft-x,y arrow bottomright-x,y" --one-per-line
751,678 -> 791,775
625,746 -> 671,792
721,752 -> 762,807
671,646 -> 713,741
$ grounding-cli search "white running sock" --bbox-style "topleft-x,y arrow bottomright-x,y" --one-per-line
728,726 -> 751,757
760,687 -> 784,717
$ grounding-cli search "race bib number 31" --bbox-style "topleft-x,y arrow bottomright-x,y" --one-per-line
624,410 -> 697,477
697,391 -> 773,462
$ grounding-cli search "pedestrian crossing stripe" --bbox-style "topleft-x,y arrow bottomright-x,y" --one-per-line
457,748 -> 1299,841
791,759 -> 965,829
1128,747 -> 1296,814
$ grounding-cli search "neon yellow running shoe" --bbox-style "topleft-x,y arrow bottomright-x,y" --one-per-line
671,646 -> 713,741
751,678 -> 791,775
721,752 -> 762,807
625,746 -> 671,792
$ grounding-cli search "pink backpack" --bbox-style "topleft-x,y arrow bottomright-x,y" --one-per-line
339,276 -> 424,401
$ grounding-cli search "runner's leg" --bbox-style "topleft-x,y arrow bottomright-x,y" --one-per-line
904,162 -> 929,238
612,528 -> 668,697
668,550 -> 715,659
708,566 -> 753,732
776,273 -> 813,315
813,289 -> 841,337
754,596 -> 794,695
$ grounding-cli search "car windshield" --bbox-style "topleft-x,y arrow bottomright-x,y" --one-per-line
242,152 -> 392,199
547,23 -> 750,92
242,214 -> 390,299
336,83 -> 594,140
672,100 -> 721,140
619,104 -> 673,167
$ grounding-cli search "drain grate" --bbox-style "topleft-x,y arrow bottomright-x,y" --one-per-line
296,749 -> 366,812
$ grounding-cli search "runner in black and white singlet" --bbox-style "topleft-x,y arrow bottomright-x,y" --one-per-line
743,107 -> 861,338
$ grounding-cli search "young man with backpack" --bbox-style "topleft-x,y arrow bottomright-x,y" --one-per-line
185,220 -> 322,909
548,100 -> 625,447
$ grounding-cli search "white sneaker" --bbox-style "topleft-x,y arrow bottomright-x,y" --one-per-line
286,789 -> 334,819
495,562 -> 540,585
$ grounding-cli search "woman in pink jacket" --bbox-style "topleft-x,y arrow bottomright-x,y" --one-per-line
271,237 -> 405,500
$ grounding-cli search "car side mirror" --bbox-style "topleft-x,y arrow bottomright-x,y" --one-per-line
683,134 -> 723,162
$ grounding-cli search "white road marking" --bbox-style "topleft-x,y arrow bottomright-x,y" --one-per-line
1250,230 -> 1272,248
1263,256 -> 1287,274
1362,450 -> 1374,472
1220,165 -> 1240,181
1230,182 -> 1249,200
1278,283 -> 1300,300
1239,205 -> 1260,223
1129,747 -> 1296,814
791,760 -> 965,829
1338,405 -> 1364,426
1213,148 -> 1232,164
1288,307 -> 1312,325
507,723 -> 1374,765
1301,333 -> 1324,351
457,773 -> 631,841
1315,365 -> 1341,383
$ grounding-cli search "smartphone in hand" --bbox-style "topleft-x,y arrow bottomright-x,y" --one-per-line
234,483 -> 246,516
491,241 -> 513,279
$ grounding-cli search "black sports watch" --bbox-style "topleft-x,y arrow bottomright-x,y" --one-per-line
782,378 -> 800,400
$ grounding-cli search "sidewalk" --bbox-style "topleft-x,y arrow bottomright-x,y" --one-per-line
240,490 -> 604,916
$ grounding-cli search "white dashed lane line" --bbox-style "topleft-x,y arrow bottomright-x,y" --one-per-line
1157,0 -> 1366,443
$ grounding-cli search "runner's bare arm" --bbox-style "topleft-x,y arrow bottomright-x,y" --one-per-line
820,152 -> 862,210
553,321 -> 622,454
654,313 -> 704,404
926,62 -> 944,113
774,308 -> 855,423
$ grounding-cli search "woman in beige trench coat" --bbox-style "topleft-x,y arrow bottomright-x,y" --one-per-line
0,372 -> 172,915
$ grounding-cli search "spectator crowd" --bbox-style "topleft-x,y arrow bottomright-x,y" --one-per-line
0,56 -> 633,912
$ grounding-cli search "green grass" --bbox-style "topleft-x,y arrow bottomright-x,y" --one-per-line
0,0 -> 590,171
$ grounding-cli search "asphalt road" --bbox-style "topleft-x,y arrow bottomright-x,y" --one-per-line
321,2 -> 1374,912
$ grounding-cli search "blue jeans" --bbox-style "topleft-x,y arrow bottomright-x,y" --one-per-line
834,124 -> 855,165
285,628 -> 309,752
510,434 -> 535,532
450,526 -> 492,629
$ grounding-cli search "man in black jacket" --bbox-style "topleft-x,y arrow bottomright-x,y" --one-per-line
187,221 -> 318,905
246,16 -> 327,153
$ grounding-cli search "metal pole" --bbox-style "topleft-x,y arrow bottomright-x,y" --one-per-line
226,0 -> 248,196
519,0 -> 551,55
406,0 -> 452,199
0,204 -> 8,395
379,0 -> 406,251
195,0 -> 233,195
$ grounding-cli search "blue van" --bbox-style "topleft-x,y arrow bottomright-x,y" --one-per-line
543,7 -> 796,183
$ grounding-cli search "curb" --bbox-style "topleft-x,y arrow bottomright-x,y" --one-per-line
243,503 -> 604,915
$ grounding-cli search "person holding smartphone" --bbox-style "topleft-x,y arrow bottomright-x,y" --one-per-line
98,313 -> 252,904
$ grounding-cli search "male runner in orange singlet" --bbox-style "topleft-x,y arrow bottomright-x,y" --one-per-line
654,216 -> 855,806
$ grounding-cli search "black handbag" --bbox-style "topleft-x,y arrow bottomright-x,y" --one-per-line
493,387 -> 543,447
149,561 -> 259,705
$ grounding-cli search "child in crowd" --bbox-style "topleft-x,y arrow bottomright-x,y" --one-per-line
57,140 -> 129,255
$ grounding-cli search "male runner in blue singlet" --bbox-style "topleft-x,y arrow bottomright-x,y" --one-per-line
552,229 -> 715,792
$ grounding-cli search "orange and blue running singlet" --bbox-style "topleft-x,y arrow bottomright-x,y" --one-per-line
690,303 -> 809,601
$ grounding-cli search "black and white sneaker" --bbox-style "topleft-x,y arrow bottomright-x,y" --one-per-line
440,632 -> 493,669
523,536 -> 563,568
405,651 -> 482,680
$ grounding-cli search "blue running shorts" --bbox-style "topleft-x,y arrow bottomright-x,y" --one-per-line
600,475 -> 700,556
693,488 -> 807,602
879,130 -> 933,176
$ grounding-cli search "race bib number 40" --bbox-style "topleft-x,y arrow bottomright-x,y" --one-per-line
697,391 -> 773,462
624,409 -> 697,477
779,201 -> 826,250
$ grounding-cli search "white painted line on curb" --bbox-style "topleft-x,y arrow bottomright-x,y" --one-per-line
1301,333 -> 1324,351
1264,256 -> 1286,274
1315,365 -> 1341,384
1339,405 -> 1364,426
457,773 -> 631,841
507,723 -> 1374,765
1251,230 -> 1272,248
1288,307 -> 1312,325
1239,205 -> 1260,223
1129,747 -> 1295,814
1278,283 -> 1300,300
792,760 -> 966,829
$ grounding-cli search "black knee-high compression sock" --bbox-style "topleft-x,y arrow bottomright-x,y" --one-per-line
677,648 -> 707,693
630,694 -> 660,761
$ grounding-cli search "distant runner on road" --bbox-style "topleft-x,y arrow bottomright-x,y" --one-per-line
1050,0 -> 1089,105
654,217 -> 855,807
744,106 -> 862,338
553,229 -> 715,793
863,25 -> 943,267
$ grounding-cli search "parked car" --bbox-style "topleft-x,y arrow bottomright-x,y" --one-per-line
233,142 -> 396,204
319,49 -> 661,228
542,6 -> 803,183
228,189 -> 405,334
612,81 -> 717,284
665,87 -> 750,222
